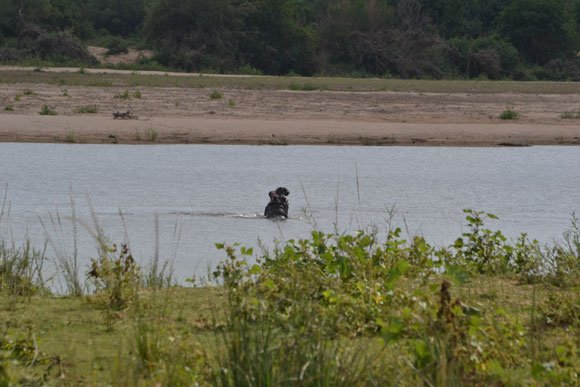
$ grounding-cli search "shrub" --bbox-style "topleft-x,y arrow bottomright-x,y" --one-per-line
500,109 -> 519,120
74,105 -> 98,114
87,243 -> 140,310
0,241 -> 47,301
105,37 -> 129,56
38,105 -> 57,115
209,90 -> 223,99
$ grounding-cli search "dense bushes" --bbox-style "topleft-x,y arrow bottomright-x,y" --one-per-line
210,210 -> 579,385
0,0 -> 578,78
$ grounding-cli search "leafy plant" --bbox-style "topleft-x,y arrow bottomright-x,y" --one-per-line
133,90 -> 142,99
74,105 -> 98,114
500,108 -> 519,120
38,105 -> 57,116
114,90 -> 131,99
87,243 -> 140,311
560,110 -> 580,119
64,129 -> 77,143
209,90 -> 223,99
144,127 -> 159,142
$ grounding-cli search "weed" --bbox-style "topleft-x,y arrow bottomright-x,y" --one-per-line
74,105 -> 98,114
0,241 -> 48,308
38,105 -> 57,116
87,243 -> 140,311
144,127 -> 159,142
327,135 -> 338,144
14,95 -> 21,102
114,90 -> 130,99
78,67 -> 86,74
64,129 -> 77,143
209,90 -> 223,99
500,108 -> 519,120
228,99 -> 235,107
4,105 -> 14,111
61,88 -> 69,96
560,110 -> 580,119
133,90 -> 142,99
22,89 -> 35,96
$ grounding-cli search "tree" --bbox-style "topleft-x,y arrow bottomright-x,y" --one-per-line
498,0 -> 575,64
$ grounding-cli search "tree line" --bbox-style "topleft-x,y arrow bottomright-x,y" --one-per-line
0,0 -> 579,80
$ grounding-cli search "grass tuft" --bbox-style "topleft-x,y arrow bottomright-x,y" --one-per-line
74,105 -> 99,114
39,105 -> 57,115
560,110 -> 580,119
209,90 -> 223,99
500,108 -> 519,120
144,127 -> 159,142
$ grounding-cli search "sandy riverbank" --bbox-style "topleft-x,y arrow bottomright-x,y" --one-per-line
1,69 -> 579,146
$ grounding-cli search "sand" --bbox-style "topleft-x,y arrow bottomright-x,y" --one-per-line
1,70 -> 579,146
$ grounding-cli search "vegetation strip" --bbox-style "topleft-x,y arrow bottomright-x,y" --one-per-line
1,209 -> 578,385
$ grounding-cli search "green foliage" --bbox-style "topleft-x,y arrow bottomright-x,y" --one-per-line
104,36 -> 129,56
144,127 -> 159,142
1,0 -> 579,78
87,243 -> 140,310
497,0 -> 577,65
0,241 -> 47,306
113,90 -> 130,99
212,216 -> 579,385
209,90 -> 223,100
74,105 -> 98,114
38,105 -> 57,115
500,108 -> 519,120
561,110 -> 580,119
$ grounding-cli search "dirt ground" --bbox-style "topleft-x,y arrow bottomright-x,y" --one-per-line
1,70 -> 579,146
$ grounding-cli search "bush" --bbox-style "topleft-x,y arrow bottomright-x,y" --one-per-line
105,36 -> 129,56
87,243 -> 140,310
500,109 -> 519,120
38,105 -> 57,116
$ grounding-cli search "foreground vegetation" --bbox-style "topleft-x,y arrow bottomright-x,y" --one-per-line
1,210 -> 578,385
0,0 -> 579,80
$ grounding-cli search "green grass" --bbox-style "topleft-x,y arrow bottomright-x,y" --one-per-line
209,90 -> 223,99
114,90 -> 131,99
144,127 -> 159,142
560,110 -> 580,119
1,69 -> 579,94
38,105 -> 57,115
1,211 -> 578,385
500,108 -> 520,120
74,105 -> 99,114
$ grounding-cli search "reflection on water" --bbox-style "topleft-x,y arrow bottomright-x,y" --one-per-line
0,143 -> 578,284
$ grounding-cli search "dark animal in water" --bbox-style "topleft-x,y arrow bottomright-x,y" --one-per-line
264,187 -> 290,218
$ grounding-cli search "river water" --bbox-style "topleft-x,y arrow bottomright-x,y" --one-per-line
1,143 -> 578,285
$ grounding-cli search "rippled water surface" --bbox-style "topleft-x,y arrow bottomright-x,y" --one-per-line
1,143 -> 578,284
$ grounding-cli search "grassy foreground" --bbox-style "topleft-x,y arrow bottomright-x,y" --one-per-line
1,68 -> 580,94
1,210 -> 578,386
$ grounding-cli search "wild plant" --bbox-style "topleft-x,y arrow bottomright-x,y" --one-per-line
114,90 -> 130,99
74,105 -> 98,114
209,90 -> 223,99
38,105 -> 57,115
447,209 -> 513,274
87,243 -> 140,311
0,241 -> 48,308
500,108 -> 519,120
144,127 -> 159,142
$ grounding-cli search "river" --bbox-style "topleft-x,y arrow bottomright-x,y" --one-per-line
1,143 -> 578,286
